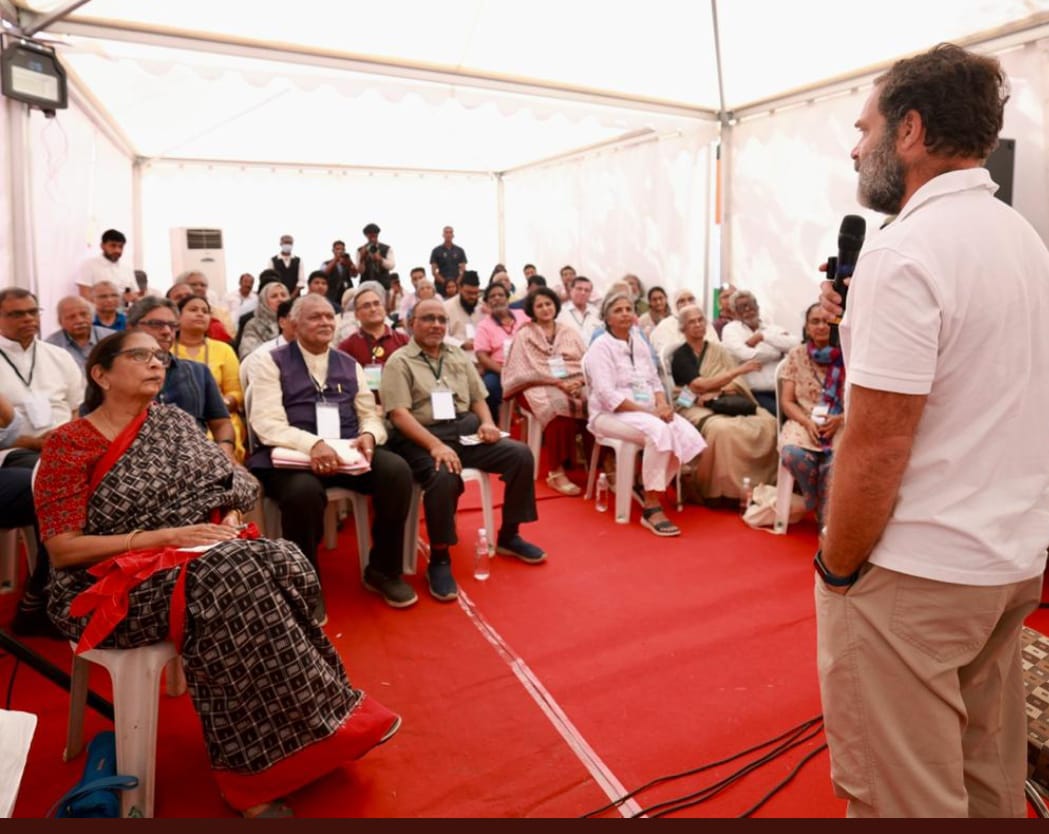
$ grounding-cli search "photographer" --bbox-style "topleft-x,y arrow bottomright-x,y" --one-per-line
320,239 -> 358,306
356,223 -> 396,291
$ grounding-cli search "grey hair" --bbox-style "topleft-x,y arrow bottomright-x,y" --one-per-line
732,290 -> 758,315
127,295 -> 178,327
92,280 -> 119,293
0,287 -> 36,306
176,270 -> 206,284
56,295 -> 94,318
289,293 -> 332,322
676,304 -> 705,333
353,280 -> 387,309
600,291 -> 634,323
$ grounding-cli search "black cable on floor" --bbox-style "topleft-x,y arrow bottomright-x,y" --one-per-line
638,723 -> 826,818
581,714 -> 823,818
737,741 -> 829,818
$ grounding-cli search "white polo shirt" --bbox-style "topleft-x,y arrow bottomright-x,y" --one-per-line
76,254 -> 136,291
841,167 -> 1049,585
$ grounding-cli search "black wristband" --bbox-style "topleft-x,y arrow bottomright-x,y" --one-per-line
814,549 -> 860,587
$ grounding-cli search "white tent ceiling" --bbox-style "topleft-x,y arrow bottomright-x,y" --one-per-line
8,0 -> 1049,172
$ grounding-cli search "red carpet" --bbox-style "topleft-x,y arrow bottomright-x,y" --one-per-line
4,474 -> 1046,817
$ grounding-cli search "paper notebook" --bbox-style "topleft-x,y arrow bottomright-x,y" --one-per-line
271,438 -> 371,474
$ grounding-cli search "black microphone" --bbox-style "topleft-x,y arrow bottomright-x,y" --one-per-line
831,214 -> 866,318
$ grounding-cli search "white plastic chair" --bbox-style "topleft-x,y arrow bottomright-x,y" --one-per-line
773,357 -> 794,534
64,640 -> 179,819
405,469 -> 496,565
0,527 -> 36,595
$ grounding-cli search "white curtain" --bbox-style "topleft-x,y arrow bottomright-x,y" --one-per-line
724,39 -> 1049,335
28,101 -> 134,335
139,163 -> 500,296
502,128 -> 717,301
0,101 -> 12,291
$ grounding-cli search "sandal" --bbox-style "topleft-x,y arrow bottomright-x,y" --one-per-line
546,472 -> 581,496
640,506 -> 681,537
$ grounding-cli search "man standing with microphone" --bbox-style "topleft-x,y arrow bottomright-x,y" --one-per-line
818,44 -> 1049,817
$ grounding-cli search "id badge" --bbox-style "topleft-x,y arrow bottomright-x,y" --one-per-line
548,354 -> 568,379
23,393 -> 52,429
675,387 -> 696,409
502,337 -> 514,360
315,402 -> 341,439
631,379 -> 652,406
431,387 -> 456,421
363,363 -> 382,391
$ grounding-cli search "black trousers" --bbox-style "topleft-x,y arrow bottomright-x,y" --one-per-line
0,465 -> 50,605
388,415 -> 537,547
253,447 -> 413,578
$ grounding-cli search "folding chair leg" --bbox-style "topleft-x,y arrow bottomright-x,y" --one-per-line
63,654 -> 90,762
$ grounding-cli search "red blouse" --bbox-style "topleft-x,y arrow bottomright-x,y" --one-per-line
34,418 -> 110,541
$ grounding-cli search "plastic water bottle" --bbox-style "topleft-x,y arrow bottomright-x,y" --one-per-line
473,528 -> 491,581
740,476 -> 753,515
595,473 -> 609,512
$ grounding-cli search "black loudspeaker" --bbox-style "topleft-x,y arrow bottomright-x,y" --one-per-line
984,138 -> 1016,205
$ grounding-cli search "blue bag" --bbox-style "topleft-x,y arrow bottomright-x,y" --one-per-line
51,731 -> 139,818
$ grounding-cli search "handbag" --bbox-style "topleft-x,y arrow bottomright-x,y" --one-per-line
51,731 -> 139,818
708,393 -> 757,417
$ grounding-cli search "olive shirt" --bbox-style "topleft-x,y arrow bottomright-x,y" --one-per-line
380,341 -> 487,425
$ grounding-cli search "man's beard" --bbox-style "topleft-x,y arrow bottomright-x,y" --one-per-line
857,128 -> 906,215
459,296 -> 478,314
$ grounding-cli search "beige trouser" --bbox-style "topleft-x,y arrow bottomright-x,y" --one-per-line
815,564 -> 1041,818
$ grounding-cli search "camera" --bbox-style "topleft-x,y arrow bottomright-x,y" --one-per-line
369,244 -> 378,254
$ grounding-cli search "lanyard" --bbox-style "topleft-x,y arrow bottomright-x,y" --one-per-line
420,351 -> 444,382
0,342 -> 36,388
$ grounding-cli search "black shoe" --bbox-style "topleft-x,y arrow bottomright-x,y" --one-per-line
10,605 -> 64,640
363,566 -> 418,609
495,534 -> 547,564
426,561 -> 459,602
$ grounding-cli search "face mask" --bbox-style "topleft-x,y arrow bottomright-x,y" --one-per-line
280,244 -> 293,255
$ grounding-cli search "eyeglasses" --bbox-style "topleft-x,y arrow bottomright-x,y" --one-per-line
115,348 -> 172,367
138,319 -> 179,330
2,308 -> 42,319
416,314 -> 448,325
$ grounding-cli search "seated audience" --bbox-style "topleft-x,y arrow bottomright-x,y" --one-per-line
649,288 -> 708,358
234,269 -> 281,351
45,295 -> 115,371
443,270 -> 483,350
180,271 -> 235,343
381,300 -> 546,602
474,282 -> 528,418
669,305 -> 778,503
623,274 -> 648,315
91,281 -> 126,331
556,265 -> 576,301
0,288 -> 84,468
307,270 -> 340,313
126,297 -> 235,455
556,275 -> 600,345
238,281 -> 291,360
509,274 -> 547,310
501,287 -> 587,496
174,295 -> 247,461
240,299 -> 296,389
397,267 -> 428,326
638,286 -> 670,337
442,276 -> 458,299
583,292 -> 706,537
721,291 -> 798,414
335,286 -> 360,345
248,295 -> 416,611
778,304 -> 844,525
166,282 -> 193,305
337,282 -> 409,393
0,396 -> 57,637
36,330 -> 400,817
385,273 -> 404,322
223,272 -> 257,325
711,284 -> 738,337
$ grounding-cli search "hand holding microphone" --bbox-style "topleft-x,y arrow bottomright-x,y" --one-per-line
820,215 -> 866,323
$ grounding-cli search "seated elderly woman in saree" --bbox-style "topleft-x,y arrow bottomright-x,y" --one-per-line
778,303 -> 845,525
501,286 -> 588,496
669,305 -> 779,504
34,331 -> 400,818
583,292 -> 706,537
237,280 -> 291,360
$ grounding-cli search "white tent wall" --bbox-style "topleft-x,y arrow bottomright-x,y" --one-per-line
138,162 -> 500,297
0,101 -> 13,289
501,129 -> 717,300
723,39 -> 1049,335
27,99 -> 134,335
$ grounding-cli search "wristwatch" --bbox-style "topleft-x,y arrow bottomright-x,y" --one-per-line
814,549 -> 860,587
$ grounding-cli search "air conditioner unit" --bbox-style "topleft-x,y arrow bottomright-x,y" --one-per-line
169,227 -> 227,294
